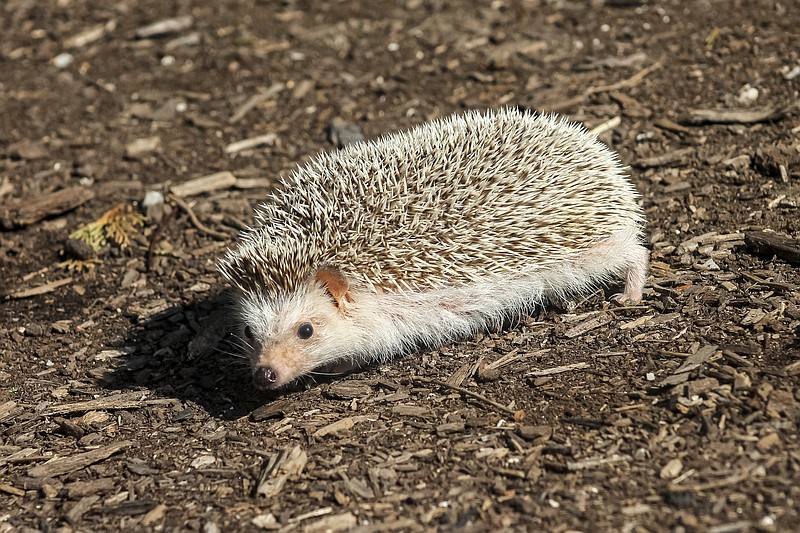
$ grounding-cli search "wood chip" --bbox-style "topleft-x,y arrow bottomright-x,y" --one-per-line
66,477 -> 115,498
391,404 -> 431,417
446,361 -> 475,387
566,454 -> 630,471
653,118 -> 695,135
0,187 -> 95,229
527,362 -> 590,377
660,457 -> 684,479
255,445 -> 307,498
235,178 -> 273,189
5,277 -> 73,300
588,116 -> 621,136
250,399 -> 293,422
313,417 -> 356,438
0,400 -> 18,422
326,380 -> 373,400
657,345 -> 718,387
170,171 -> 237,197
65,495 -> 100,525
303,512 -> 357,533
27,441 -> 133,478
0,483 -> 26,497
141,503 -> 167,526
744,231 -> 800,265
563,313 -> 612,338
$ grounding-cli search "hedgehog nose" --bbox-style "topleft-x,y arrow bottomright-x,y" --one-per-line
253,366 -> 278,389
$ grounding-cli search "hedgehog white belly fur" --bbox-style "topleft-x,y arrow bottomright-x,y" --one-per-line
218,108 -> 648,390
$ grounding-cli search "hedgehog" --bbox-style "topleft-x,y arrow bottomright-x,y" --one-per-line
218,108 -> 648,390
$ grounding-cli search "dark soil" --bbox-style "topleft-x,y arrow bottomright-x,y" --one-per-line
1,0 -> 799,531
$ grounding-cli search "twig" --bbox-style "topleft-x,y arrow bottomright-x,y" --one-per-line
588,57 -> 665,94
545,57 -> 664,111
6,277 -> 73,300
588,116 -> 621,136
410,376 -> 525,420
168,194 -> 231,240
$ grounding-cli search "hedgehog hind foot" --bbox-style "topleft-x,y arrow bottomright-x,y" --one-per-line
610,243 -> 649,304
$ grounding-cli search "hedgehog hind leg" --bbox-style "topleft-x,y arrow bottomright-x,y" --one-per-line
611,243 -> 649,304
571,228 -> 649,304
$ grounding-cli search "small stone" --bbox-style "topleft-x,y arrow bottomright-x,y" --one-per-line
737,84 -> 759,105
24,323 -> 45,337
142,190 -> 165,224
120,268 -> 140,288
190,455 -> 216,469
64,238 -> 95,260
203,521 -> 221,533
251,513 -> 279,530
52,52 -> 74,69
516,425 -> 552,442
326,118 -> 364,148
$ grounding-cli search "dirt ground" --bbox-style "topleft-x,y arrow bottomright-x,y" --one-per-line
1,0 -> 799,531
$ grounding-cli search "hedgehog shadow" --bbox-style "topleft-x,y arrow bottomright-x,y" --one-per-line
106,284 -> 627,420
105,291 -> 271,420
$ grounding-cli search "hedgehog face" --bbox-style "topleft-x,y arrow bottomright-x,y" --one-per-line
238,283 -> 351,390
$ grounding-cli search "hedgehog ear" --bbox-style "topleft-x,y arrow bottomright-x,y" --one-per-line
314,266 -> 352,313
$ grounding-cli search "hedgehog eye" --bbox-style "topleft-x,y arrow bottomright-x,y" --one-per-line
297,322 -> 314,340
243,325 -> 254,341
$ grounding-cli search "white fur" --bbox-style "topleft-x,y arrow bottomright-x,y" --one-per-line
237,227 -> 647,388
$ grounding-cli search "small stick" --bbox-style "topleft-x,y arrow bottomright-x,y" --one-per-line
410,376 -> 524,420
588,116 -> 621,136
6,277 -> 73,300
587,58 -> 664,94
546,57 -> 664,111
168,194 -> 230,240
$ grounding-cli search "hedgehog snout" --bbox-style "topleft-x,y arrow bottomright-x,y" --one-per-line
253,366 -> 279,389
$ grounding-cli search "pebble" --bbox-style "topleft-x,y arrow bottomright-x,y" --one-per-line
190,455 -> 217,469
251,513 -> 278,529
64,238 -> 95,260
121,268 -> 140,288
24,323 -> 45,337
142,190 -> 166,224
52,52 -> 74,69
326,118 -> 364,148
737,83 -> 759,105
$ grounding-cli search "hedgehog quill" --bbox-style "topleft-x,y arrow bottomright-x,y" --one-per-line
218,108 -> 648,390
